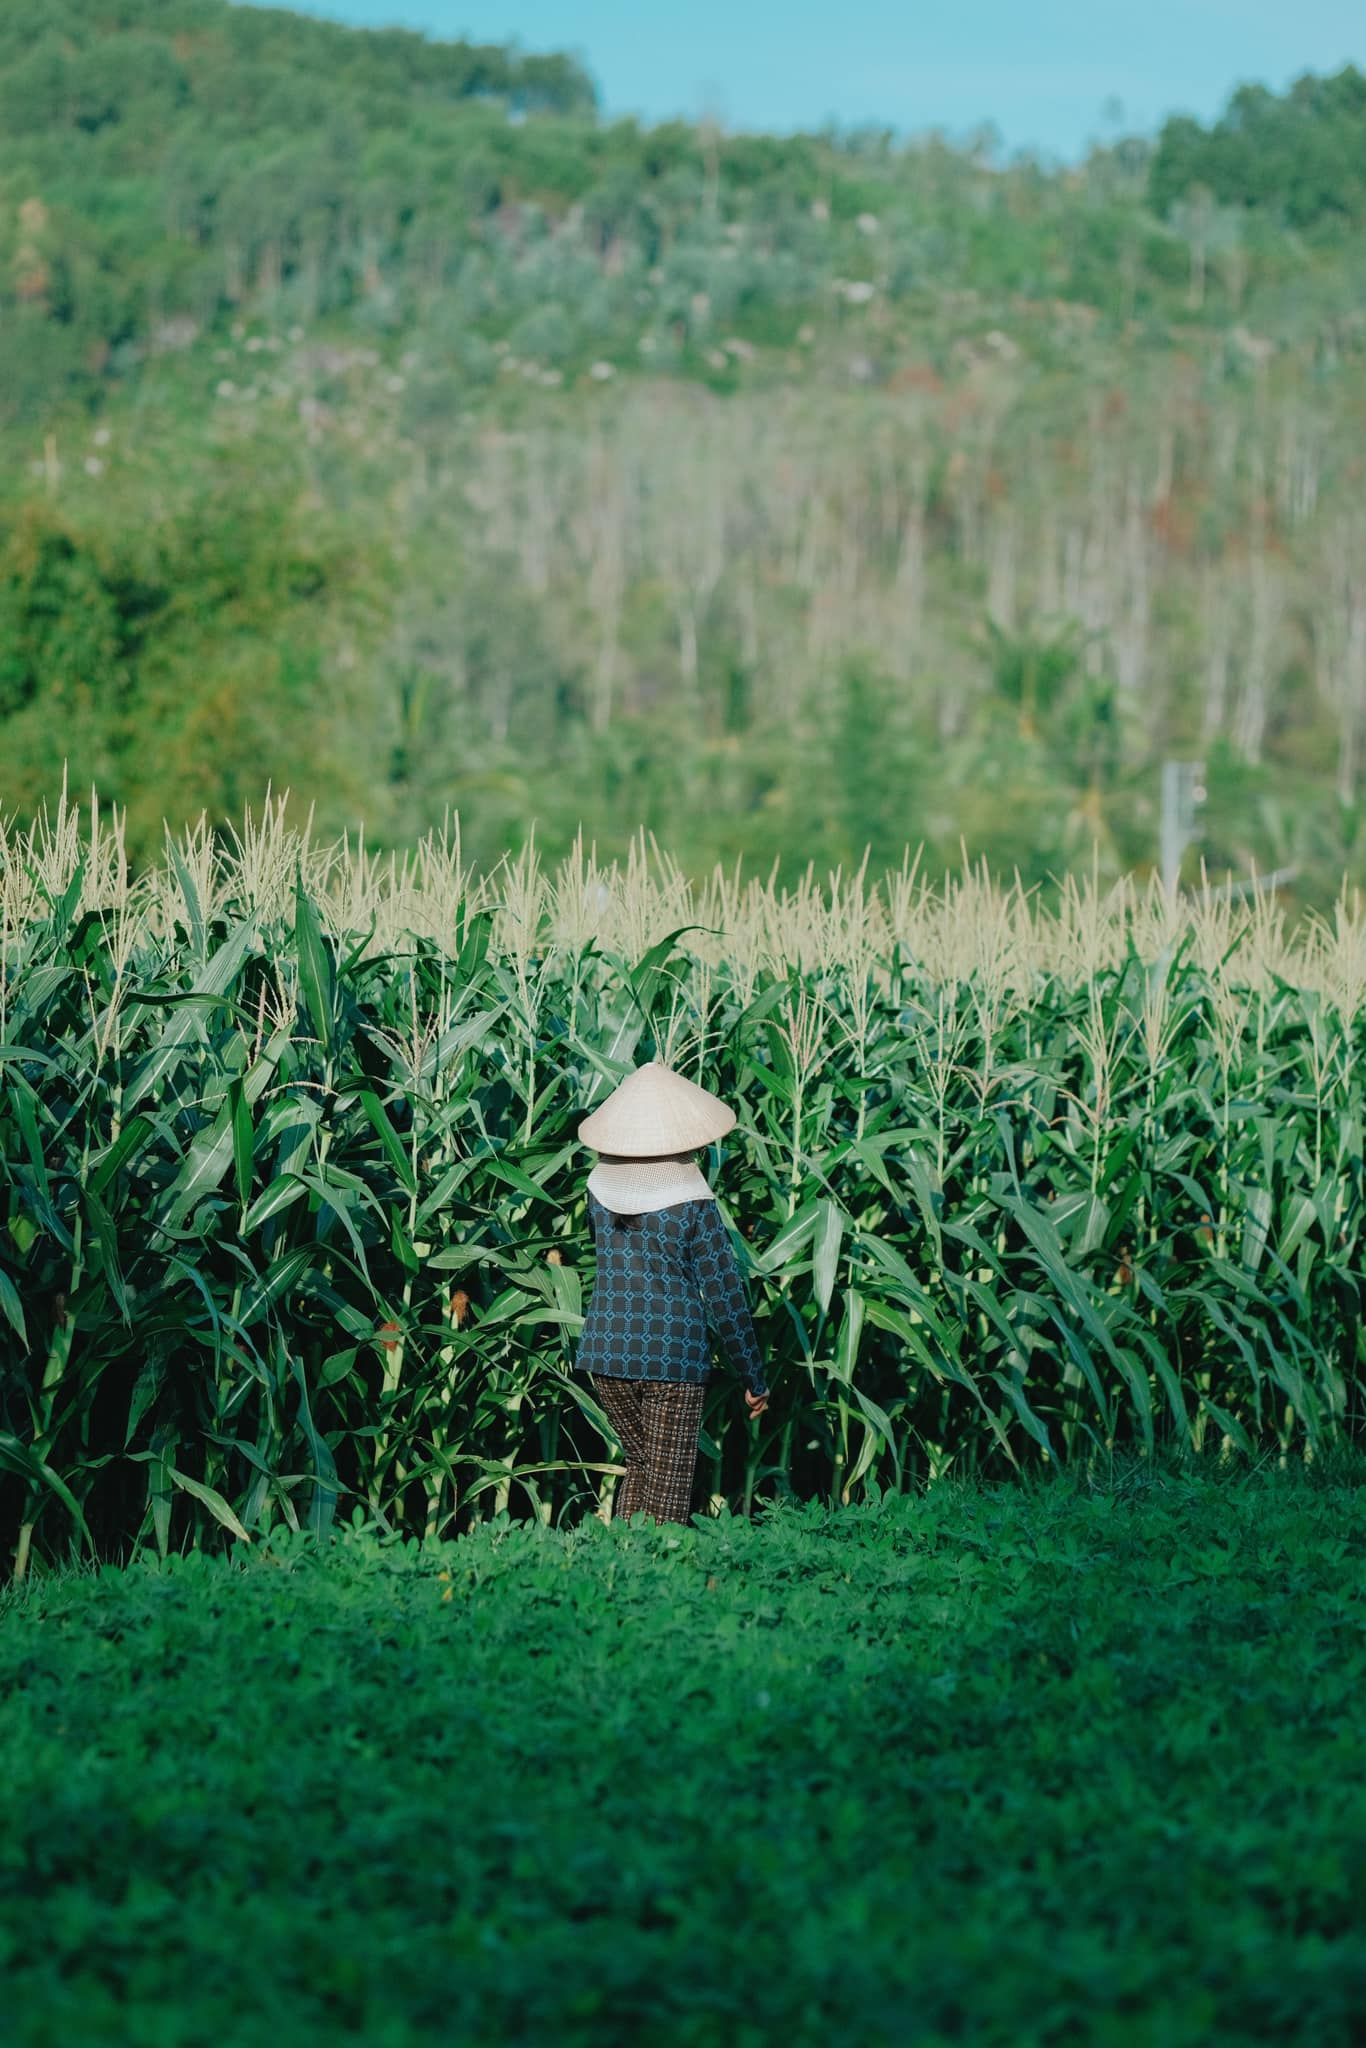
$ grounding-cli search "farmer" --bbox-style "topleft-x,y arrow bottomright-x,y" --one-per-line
575,1060 -> 769,1526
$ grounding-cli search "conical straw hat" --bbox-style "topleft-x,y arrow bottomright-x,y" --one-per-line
578,1060 -> 736,1157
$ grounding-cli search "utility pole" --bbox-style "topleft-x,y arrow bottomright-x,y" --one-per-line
1159,758 -> 1205,894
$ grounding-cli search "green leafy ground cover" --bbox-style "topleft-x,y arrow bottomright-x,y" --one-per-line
2,1462 -> 1363,2047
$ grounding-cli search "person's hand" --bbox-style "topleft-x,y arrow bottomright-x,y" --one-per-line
744,1389 -> 769,1418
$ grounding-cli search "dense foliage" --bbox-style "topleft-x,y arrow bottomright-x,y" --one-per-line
3,797 -> 1363,1570
1151,66 -> 1366,228
3,6 -> 1366,895
3,1466 -> 1364,2045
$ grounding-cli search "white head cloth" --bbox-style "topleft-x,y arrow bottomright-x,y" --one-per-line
586,1154 -> 716,1216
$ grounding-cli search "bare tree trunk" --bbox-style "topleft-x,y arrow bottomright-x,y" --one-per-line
986,505 -> 1017,628
257,238 -> 282,296
1233,451 -> 1279,763
894,480 -> 926,655
656,416 -> 728,710
1115,478 -> 1149,698
465,435 -> 518,558
300,241 -> 323,321
591,511 -> 624,735
1218,232 -> 1247,312
1276,408 -> 1321,531
1201,565 -> 1234,742
1151,422 -> 1175,508
1062,524 -> 1085,620
677,596 -> 699,696
520,433 -> 554,594
1037,507 -> 1061,619
1320,520 -> 1366,805
1338,601 -> 1366,806
361,220 -> 387,298
574,433 -> 628,734
1234,557 -> 1279,763
1214,403 -> 1241,490
738,567 -> 760,671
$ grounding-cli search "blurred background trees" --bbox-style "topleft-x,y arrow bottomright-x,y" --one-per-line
1,1 -> 1365,903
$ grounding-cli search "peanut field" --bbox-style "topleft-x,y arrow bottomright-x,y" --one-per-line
2,1466 -> 1364,2047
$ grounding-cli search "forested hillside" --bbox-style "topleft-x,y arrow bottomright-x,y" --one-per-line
2,0 -> 1366,897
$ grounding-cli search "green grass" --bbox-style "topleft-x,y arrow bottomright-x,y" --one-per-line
3,1461 -> 1364,2046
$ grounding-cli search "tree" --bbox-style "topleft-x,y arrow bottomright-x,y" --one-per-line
1151,66 -> 1366,228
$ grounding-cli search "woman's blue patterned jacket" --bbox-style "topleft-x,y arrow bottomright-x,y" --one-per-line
575,1193 -> 768,1398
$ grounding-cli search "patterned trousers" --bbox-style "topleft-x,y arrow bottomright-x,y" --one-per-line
591,1375 -> 706,1526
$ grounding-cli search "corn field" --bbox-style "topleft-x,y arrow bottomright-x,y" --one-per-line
2,789 -> 1363,1571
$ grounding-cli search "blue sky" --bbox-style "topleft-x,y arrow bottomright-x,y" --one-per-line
237,2 -> 1364,158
